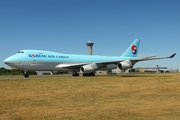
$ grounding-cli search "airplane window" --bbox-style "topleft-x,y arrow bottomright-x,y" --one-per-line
18,51 -> 24,53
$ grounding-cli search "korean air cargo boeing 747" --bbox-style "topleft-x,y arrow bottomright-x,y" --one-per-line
4,39 -> 176,77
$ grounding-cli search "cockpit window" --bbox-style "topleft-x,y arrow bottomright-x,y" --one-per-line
18,51 -> 24,53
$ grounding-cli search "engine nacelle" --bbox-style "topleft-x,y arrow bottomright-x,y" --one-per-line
80,65 -> 95,74
117,61 -> 132,71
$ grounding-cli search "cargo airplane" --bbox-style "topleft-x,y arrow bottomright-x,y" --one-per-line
4,39 -> 176,77
157,65 -> 169,73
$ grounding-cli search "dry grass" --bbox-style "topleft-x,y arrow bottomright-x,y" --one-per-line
0,73 -> 180,120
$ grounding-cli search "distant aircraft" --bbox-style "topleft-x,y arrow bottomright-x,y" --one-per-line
157,65 -> 169,73
4,39 -> 176,78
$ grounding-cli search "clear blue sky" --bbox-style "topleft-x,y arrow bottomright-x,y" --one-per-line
0,0 -> 179,69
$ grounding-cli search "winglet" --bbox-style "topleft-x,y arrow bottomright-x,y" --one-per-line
169,53 -> 176,58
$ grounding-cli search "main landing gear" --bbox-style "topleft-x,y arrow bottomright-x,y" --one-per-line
72,72 -> 95,76
72,72 -> 79,76
83,72 -> 95,76
24,71 -> 29,78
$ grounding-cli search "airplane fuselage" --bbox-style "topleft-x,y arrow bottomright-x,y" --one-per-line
4,50 -> 133,71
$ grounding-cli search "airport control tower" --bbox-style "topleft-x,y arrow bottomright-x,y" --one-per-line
86,41 -> 94,55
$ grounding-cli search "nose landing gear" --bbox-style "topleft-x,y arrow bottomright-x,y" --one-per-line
24,71 -> 29,78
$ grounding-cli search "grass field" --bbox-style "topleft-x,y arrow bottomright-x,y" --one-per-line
0,73 -> 180,120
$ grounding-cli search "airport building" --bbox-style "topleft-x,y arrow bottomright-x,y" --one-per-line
135,67 -> 168,72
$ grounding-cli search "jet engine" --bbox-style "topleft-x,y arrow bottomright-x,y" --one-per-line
117,61 -> 133,71
80,65 -> 94,74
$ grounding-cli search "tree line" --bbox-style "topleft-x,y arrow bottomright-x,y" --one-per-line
0,67 -> 36,75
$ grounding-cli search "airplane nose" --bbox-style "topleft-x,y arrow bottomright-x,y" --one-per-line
4,58 -> 9,64
4,57 -> 12,64
4,54 -> 22,66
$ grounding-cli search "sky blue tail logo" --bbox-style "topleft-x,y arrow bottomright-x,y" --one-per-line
122,39 -> 140,57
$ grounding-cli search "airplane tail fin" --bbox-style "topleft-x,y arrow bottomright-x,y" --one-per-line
122,39 -> 140,57
157,65 -> 160,70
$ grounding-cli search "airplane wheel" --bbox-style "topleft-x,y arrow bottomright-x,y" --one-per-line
91,72 -> 95,76
24,73 -> 29,78
72,72 -> 79,76
83,72 -> 95,76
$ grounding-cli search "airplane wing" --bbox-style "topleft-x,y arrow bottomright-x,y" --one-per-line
93,53 -> 176,65
55,53 -> 176,71
94,53 -> 176,72
132,53 -> 176,62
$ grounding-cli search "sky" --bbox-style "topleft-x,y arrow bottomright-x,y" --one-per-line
0,0 -> 179,70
